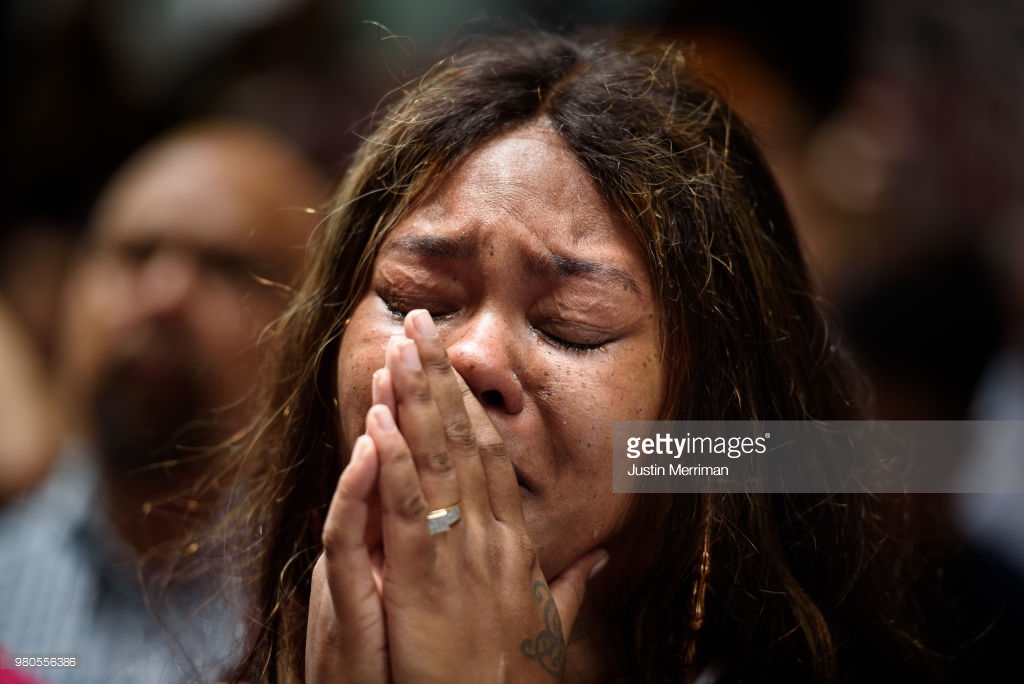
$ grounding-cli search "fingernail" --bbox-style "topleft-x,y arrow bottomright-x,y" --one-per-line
371,369 -> 384,404
373,405 -> 396,432
411,309 -> 438,339
348,434 -> 371,469
399,339 -> 422,371
588,552 -> 610,580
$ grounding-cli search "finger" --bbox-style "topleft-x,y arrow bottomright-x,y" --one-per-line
404,309 -> 489,513
546,549 -> 610,638
453,372 -> 523,524
366,370 -> 391,558
385,334 -> 461,513
371,367 -> 396,420
321,435 -> 382,612
313,435 -> 389,682
308,557 -> 388,684
366,403 -> 437,574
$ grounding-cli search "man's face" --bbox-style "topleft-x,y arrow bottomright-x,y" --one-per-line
61,133 -> 317,469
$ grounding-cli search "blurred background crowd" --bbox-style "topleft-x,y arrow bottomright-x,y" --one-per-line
7,0 -> 1024,427
2,0 -> 1023,681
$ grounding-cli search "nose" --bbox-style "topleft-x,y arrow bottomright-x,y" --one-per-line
445,310 -> 524,415
137,247 -> 200,319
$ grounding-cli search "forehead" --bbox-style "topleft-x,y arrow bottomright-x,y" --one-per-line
384,125 -> 644,270
93,137 -> 308,262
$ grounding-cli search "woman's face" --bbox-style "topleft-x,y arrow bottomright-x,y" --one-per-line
336,124 -> 663,578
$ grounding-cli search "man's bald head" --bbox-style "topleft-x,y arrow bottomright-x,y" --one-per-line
61,120 -> 328,470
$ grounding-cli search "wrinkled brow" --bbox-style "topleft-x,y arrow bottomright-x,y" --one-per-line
381,235 -> 473,260
381,233 -> 641,293
536,253 -> 641,293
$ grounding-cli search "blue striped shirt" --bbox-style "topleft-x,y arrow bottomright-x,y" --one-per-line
0,448 -> 246,683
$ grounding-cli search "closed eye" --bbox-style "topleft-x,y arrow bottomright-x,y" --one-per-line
380,294 -> 457,322
534,325 -> 617,353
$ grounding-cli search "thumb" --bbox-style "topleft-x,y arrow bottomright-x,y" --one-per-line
547,548 -> 610,635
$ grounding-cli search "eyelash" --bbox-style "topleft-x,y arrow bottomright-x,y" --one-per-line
383,298 -> 452,322
381,295 -> 609,353
536,329 -> 607,353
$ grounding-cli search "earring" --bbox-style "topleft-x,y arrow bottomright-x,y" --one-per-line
683,498 -> 712,669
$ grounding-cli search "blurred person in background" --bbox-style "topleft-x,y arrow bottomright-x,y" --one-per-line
0,225 -> 75,504
0,296 -> 62,503
0,119 -> 327,683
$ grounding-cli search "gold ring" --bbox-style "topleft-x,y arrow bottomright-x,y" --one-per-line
426,504 -> 461,535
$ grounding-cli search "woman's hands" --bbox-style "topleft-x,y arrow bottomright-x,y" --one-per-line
307,309 -> 608,683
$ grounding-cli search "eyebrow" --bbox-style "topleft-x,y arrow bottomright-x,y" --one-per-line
382,234 -> 641,293
524,252 -> 641,293
382,235 -> 474,260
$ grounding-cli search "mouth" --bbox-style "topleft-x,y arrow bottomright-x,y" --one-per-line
512,462 -> 537,495
490,427 -> 537,496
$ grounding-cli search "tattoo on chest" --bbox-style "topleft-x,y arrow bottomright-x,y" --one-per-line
520,580 -> 565,678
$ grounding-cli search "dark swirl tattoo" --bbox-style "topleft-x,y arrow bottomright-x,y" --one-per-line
520,580 -> 565,678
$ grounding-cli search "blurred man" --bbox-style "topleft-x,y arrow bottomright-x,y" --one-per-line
0,296 -> 61,503
0,120 -> 327,683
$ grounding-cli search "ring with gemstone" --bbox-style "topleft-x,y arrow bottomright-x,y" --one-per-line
426,504 -> 462,535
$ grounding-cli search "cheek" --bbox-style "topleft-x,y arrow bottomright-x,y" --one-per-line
554,344 -> 663,447
191,288 -> 247,352
530,489 -> 631,579
528,343 -> 659,576
335,299 -> 393,452
617,344 -> 663,425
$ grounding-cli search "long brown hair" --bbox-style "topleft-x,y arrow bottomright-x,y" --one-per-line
227,30 -> 932,683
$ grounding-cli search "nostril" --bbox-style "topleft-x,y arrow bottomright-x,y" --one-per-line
481,389 -> 505,409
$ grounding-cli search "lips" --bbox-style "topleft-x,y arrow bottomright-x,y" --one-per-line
490,427 -> 538,495
511,462 -> 537,495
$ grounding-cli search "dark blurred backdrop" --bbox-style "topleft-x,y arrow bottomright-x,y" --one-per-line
4,2 -> 1024,679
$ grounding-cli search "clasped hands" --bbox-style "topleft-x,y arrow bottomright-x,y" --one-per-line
307,309 -> 609,683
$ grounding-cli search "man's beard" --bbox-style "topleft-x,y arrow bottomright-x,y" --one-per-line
90,329 -> 220,475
